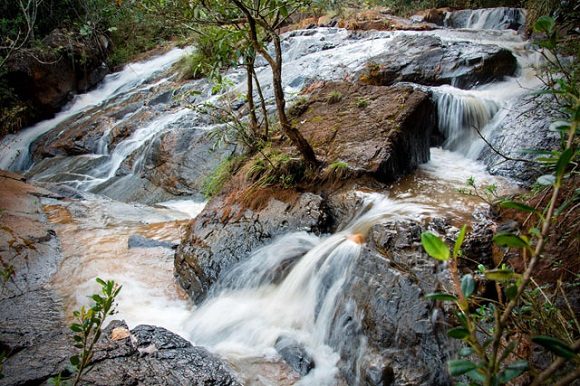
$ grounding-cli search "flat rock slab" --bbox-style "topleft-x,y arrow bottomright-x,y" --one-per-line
357,34 -> 517,89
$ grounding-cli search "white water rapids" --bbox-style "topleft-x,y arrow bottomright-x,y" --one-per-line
1,7 -> 545,385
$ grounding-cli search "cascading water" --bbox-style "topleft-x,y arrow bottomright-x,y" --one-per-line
0,47 -> 187,172
0,7 -> 546,384
183,194 -> 430,385
444,7 -> 526,31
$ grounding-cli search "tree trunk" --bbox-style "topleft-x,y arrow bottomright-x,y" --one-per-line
252,67 -> 269,140
270,36 -> 319,168
230,0 -> 319,168
245,54 -> 258,140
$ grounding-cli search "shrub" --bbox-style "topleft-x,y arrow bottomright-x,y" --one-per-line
327,90 -> 343,104
202,156 -> 241,198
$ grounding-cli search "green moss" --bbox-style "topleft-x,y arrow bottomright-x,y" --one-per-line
202,156 -> 243,198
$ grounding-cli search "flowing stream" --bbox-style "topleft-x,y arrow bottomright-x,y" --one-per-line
1,7 -> 544,385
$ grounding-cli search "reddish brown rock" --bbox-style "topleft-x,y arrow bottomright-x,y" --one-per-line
294,82 -> 435,183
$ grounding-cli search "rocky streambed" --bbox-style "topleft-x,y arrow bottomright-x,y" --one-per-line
0,7 -> 562,386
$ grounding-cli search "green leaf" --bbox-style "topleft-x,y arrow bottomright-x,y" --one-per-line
448,327 -> 470,339
500,341 -> 518,362
70,323 -> 83,333
505,284 -> 518,300
499,360 -> 528,383
455,311 -> 469,328
461,274 -> 476,298
500,200 -> 537,213
448,359 -> 477,376
532,336 -> 577,359
424,292 -> 458,302
453,225 -> 467,259
537,174 -> 556,185
493,233 -> 529,249
421,232 -> 450,261
70,355 -> 80,367
485,269 -> 515,281
534,15 -> 555,34
95,277 -> 106,287
555,148 -> 574,178
467,368 -> 487,382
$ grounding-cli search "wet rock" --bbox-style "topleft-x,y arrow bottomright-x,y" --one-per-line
81,321 -> 241,386
478,93 -> 561,185
275,336 -> 315,376
365,362 -> 395,386
3,28 -> 110,129
175,192 -> 329,302
0,171 -> 70,385
128,235 -> 177,249
295,83 -> 435,183
412,8 -> 451,26
142,123 -> 234,197
329,219 -> 456,385
358,34 -> 517,89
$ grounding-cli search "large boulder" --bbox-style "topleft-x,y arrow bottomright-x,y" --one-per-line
358,34 -> 517,90
294,82 -> 435,183
0,171 -> 70,386
175,192 -> 329,302
81,321 -> 241,386
327,218 -> 456,385
141,125 -> 234,197
478,93 -> 560,185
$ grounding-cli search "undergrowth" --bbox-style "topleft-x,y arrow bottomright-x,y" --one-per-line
420,16 -> 579,385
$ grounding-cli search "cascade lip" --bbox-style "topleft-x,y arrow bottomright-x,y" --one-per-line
347,233 -> 365,244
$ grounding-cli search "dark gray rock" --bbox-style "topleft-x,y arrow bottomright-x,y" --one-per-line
128,234 -> 177,249
1,321 -> 242,386
478,93 -> 561,185
328,219 -> 456,386
365,362 -> 395,386
175,192 -> 329,302
81,321 -> 241,386
141,123 -> 234,197
461,207 -> 496,269
359,34 -> 517,90
274,336 -> 315,376
0,172 -> 71,386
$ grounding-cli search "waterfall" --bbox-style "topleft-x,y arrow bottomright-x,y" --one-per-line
444,7 -> 526,31
183,194 -> 429,385
0,47 -> 187,172
1,8 -> 548,384
434,86 -> 501,156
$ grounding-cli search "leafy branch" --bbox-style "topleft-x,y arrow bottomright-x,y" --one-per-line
49,278 -> 122,386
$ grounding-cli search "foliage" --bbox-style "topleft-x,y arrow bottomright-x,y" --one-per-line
48,278 -> 122,386
202,156 -> 243,198
246,149 -> 305,189
327,90 -> 343,104
355,97 -> 369,108
421,16 -> 579,385
456,177 -> 499,206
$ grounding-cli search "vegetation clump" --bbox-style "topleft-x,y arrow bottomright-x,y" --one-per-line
420,16 -> 579,385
